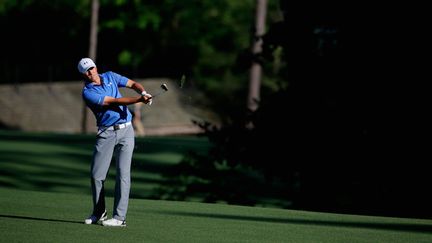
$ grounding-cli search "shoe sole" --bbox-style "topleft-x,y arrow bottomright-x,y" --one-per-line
102,221 -> 127,227
102,224 -> 126,227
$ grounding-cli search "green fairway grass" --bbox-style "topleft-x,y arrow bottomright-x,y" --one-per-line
1,188 -> 431,243
1,130 -> 432,242
0,130 -> 211,198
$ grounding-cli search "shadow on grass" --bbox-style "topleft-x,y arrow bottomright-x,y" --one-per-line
0,130 -> 209,198
0,130 -> 216,206
152,210 -> 432,234
0,214 -> 82,224
0,130 -> 210,155
0,149 -> 175,196
0,151 -> 91,193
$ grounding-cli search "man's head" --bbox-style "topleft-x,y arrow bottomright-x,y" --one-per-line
77,58 -> 96,74
78,58 -> 100,83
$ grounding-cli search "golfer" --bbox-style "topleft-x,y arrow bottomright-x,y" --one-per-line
78,57 -> 151,227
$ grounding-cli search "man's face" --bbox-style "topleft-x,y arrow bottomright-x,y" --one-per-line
83,66 -> 99,82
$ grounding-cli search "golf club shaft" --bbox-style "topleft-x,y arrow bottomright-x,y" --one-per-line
151,90 -> 164,98
150,89 -> 167,99
147,83 -> 168,99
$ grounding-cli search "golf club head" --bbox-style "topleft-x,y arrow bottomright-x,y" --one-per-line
161,83 -> 168,91
152,83 -> 168,98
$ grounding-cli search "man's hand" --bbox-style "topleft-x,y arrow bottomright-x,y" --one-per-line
141,91 -> 153,105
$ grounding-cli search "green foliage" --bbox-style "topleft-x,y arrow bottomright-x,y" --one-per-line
0,0 -> 91,15
154,116 -> 296,207
155,150 -> 293,207
0,0 -> 30,14
136,11 -> 160,30
118,50 -> 132,66
0,0 -> 285,119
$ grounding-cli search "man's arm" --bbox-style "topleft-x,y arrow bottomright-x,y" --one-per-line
126,79 -> 145,94
101,79 -> 151,106
102,96 -> 150,106
126,79 -> 153,105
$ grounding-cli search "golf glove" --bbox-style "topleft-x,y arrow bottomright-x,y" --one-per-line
141,91 -> 153,105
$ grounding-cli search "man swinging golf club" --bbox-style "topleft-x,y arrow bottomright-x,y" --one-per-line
78,57 -> 151,227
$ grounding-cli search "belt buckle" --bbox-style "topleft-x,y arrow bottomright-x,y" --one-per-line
114,124 -> 120,130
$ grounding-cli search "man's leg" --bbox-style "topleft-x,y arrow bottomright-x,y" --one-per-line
112,126 -> 135,221
91,129 -> 116,217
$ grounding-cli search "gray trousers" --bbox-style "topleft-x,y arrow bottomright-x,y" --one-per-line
91,125 -> 134,221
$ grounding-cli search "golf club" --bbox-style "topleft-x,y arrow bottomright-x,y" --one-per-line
151,83 -> 168,98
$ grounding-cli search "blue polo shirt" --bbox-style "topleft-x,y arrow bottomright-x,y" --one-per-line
82,71 -> 132,127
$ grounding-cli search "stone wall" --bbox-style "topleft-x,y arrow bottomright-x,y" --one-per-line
0,79 -> 215,136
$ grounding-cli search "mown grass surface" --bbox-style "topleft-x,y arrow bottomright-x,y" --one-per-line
1,130 -> 432,242
1,188 -> 432,243
0,130 -> 210,198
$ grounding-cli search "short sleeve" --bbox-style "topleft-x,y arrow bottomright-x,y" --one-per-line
108,71 -> 129,87
83,89 -> 104,106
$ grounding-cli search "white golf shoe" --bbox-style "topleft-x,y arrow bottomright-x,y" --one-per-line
84,210 -> 107,225
102,218 -> 127,227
